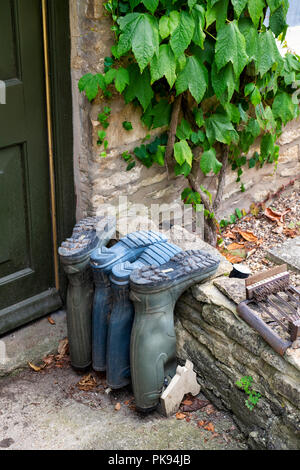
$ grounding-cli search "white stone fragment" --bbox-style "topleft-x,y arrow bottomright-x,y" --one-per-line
159,360 -> 200,417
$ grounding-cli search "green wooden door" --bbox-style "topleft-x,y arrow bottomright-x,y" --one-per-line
0,0 -> 62,334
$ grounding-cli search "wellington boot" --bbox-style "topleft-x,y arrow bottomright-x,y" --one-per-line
129,250 -> 220,412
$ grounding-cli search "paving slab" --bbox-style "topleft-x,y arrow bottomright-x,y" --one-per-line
266,236 -> 300,273
0,364 -> 248,451
0,310 -> 67,377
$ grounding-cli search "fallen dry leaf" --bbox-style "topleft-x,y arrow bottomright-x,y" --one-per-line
57,338 -> 69,359
77,373 -> 97,391
182,399 -> 193,406
227,242 -> 245,251
181,398 -> 209,413
124,400 -> 130,406
28,362 -> 45,372
197,420 -> 206,427
175,412 -> 186,420
250,203 -> 260,217
283,227 -> 298,238
47,317 -> 56,325
238,230 -> 258,243
43,355 -> 55,366
224,253 -> 244,264
223,230 -> 236,239
264,207 -> 291,225
185,417 -> 191,423
115,403 -> 121,411
204,422 -> 215,433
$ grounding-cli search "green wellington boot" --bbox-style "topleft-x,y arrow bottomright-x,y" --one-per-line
129,250 -> 220,412
59,216 -> 116,370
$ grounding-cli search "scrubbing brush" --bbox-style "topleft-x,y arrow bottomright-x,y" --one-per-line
237,264 -> 300,356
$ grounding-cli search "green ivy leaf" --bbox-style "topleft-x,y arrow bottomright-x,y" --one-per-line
115,67 -> 130,93
272,92 -> 296,125
269,5 -> 287,37
176,119 -> 193,140
174,140 -> 193,167
176,56 -> 208,103
261,133 -> 275,159
78,73 -> 106,101
124,64 -> 154,111
231,0 -> 248,18
257,30 -> 283,76
150,44 -> 177,87
267,0 -> 284,13
175,162 -> 192,177
123,121 -> 133,131
205,114 -> 239,145
215,21 -> 249,78
142,0 -> 159,14
239,18 -> 259,62
105,68 -> 117,85
200,148 -> 222,175
206,0 -> 229,31
170,11 -> 195,59
159,15 -> 170,39
211,62 -> 236,102
191,5 -> 206,48
117,13 -> 159,72
149,99 -> 172,128
152,145 -> 165,166
248,0 -> 265,28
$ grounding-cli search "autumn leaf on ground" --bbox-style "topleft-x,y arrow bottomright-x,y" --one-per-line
77,373 -> 97,391
47,317 -> 56,325
283,227 -> 298,238
176,412 -> 186,420
42,355 -> 55,366
264,207 -> 291,225
224,253 -> 244,264
197,420 -> 206,427
227,242 -> 245,250
250,203 -> 260,216
223,230 -> 236,239
57,338 -> 69,359
28,362 -> 45,372
238,230 -> 258,243
203,404 -> 216,415
115,403 -> 121,411
204,422 -> 215,433
181,398 -> 209,413
182,399 -> 193,406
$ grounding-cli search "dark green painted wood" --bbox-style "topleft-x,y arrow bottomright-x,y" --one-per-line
47,0 -> 75,301
0,0 -> 74,332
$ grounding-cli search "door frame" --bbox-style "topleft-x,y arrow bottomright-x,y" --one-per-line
46,0 -> 75,299
0,0 -> 74,335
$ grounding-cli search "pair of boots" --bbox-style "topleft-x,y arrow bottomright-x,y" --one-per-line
90,231 -> 182,389
59,217 -> 220,413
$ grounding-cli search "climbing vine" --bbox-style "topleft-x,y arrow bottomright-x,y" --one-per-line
79,0 -> 300,246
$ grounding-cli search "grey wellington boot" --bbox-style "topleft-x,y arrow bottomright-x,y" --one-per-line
129,250 -> 220,412
59,216 -> 116,370
106,242 -> 182,389
91,230 -> 167,372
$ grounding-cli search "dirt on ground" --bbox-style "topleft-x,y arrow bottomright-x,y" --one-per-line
219,184 -> 300,285
0,348 -> 248,451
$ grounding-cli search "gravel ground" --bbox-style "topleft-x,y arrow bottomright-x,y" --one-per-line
220,184 -> 300,286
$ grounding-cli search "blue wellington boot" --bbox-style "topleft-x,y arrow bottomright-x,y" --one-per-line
129,250 -> 220,412
90,231 -> 167,372
59,216 -> 116,371
106,242 -> 182,389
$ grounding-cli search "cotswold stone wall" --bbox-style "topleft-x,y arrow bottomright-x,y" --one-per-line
175,278 -> 300,450
70,0 -> 300,221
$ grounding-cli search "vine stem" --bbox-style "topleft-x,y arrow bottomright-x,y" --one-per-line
213,145 -> 229,212
165,94 -> 182,178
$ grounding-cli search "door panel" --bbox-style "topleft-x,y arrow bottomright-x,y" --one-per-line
0,0 -> 61,323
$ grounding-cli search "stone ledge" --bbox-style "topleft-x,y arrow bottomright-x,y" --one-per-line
175,278 -> 300,449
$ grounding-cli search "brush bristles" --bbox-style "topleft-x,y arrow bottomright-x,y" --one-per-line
252,278 -> 290,301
